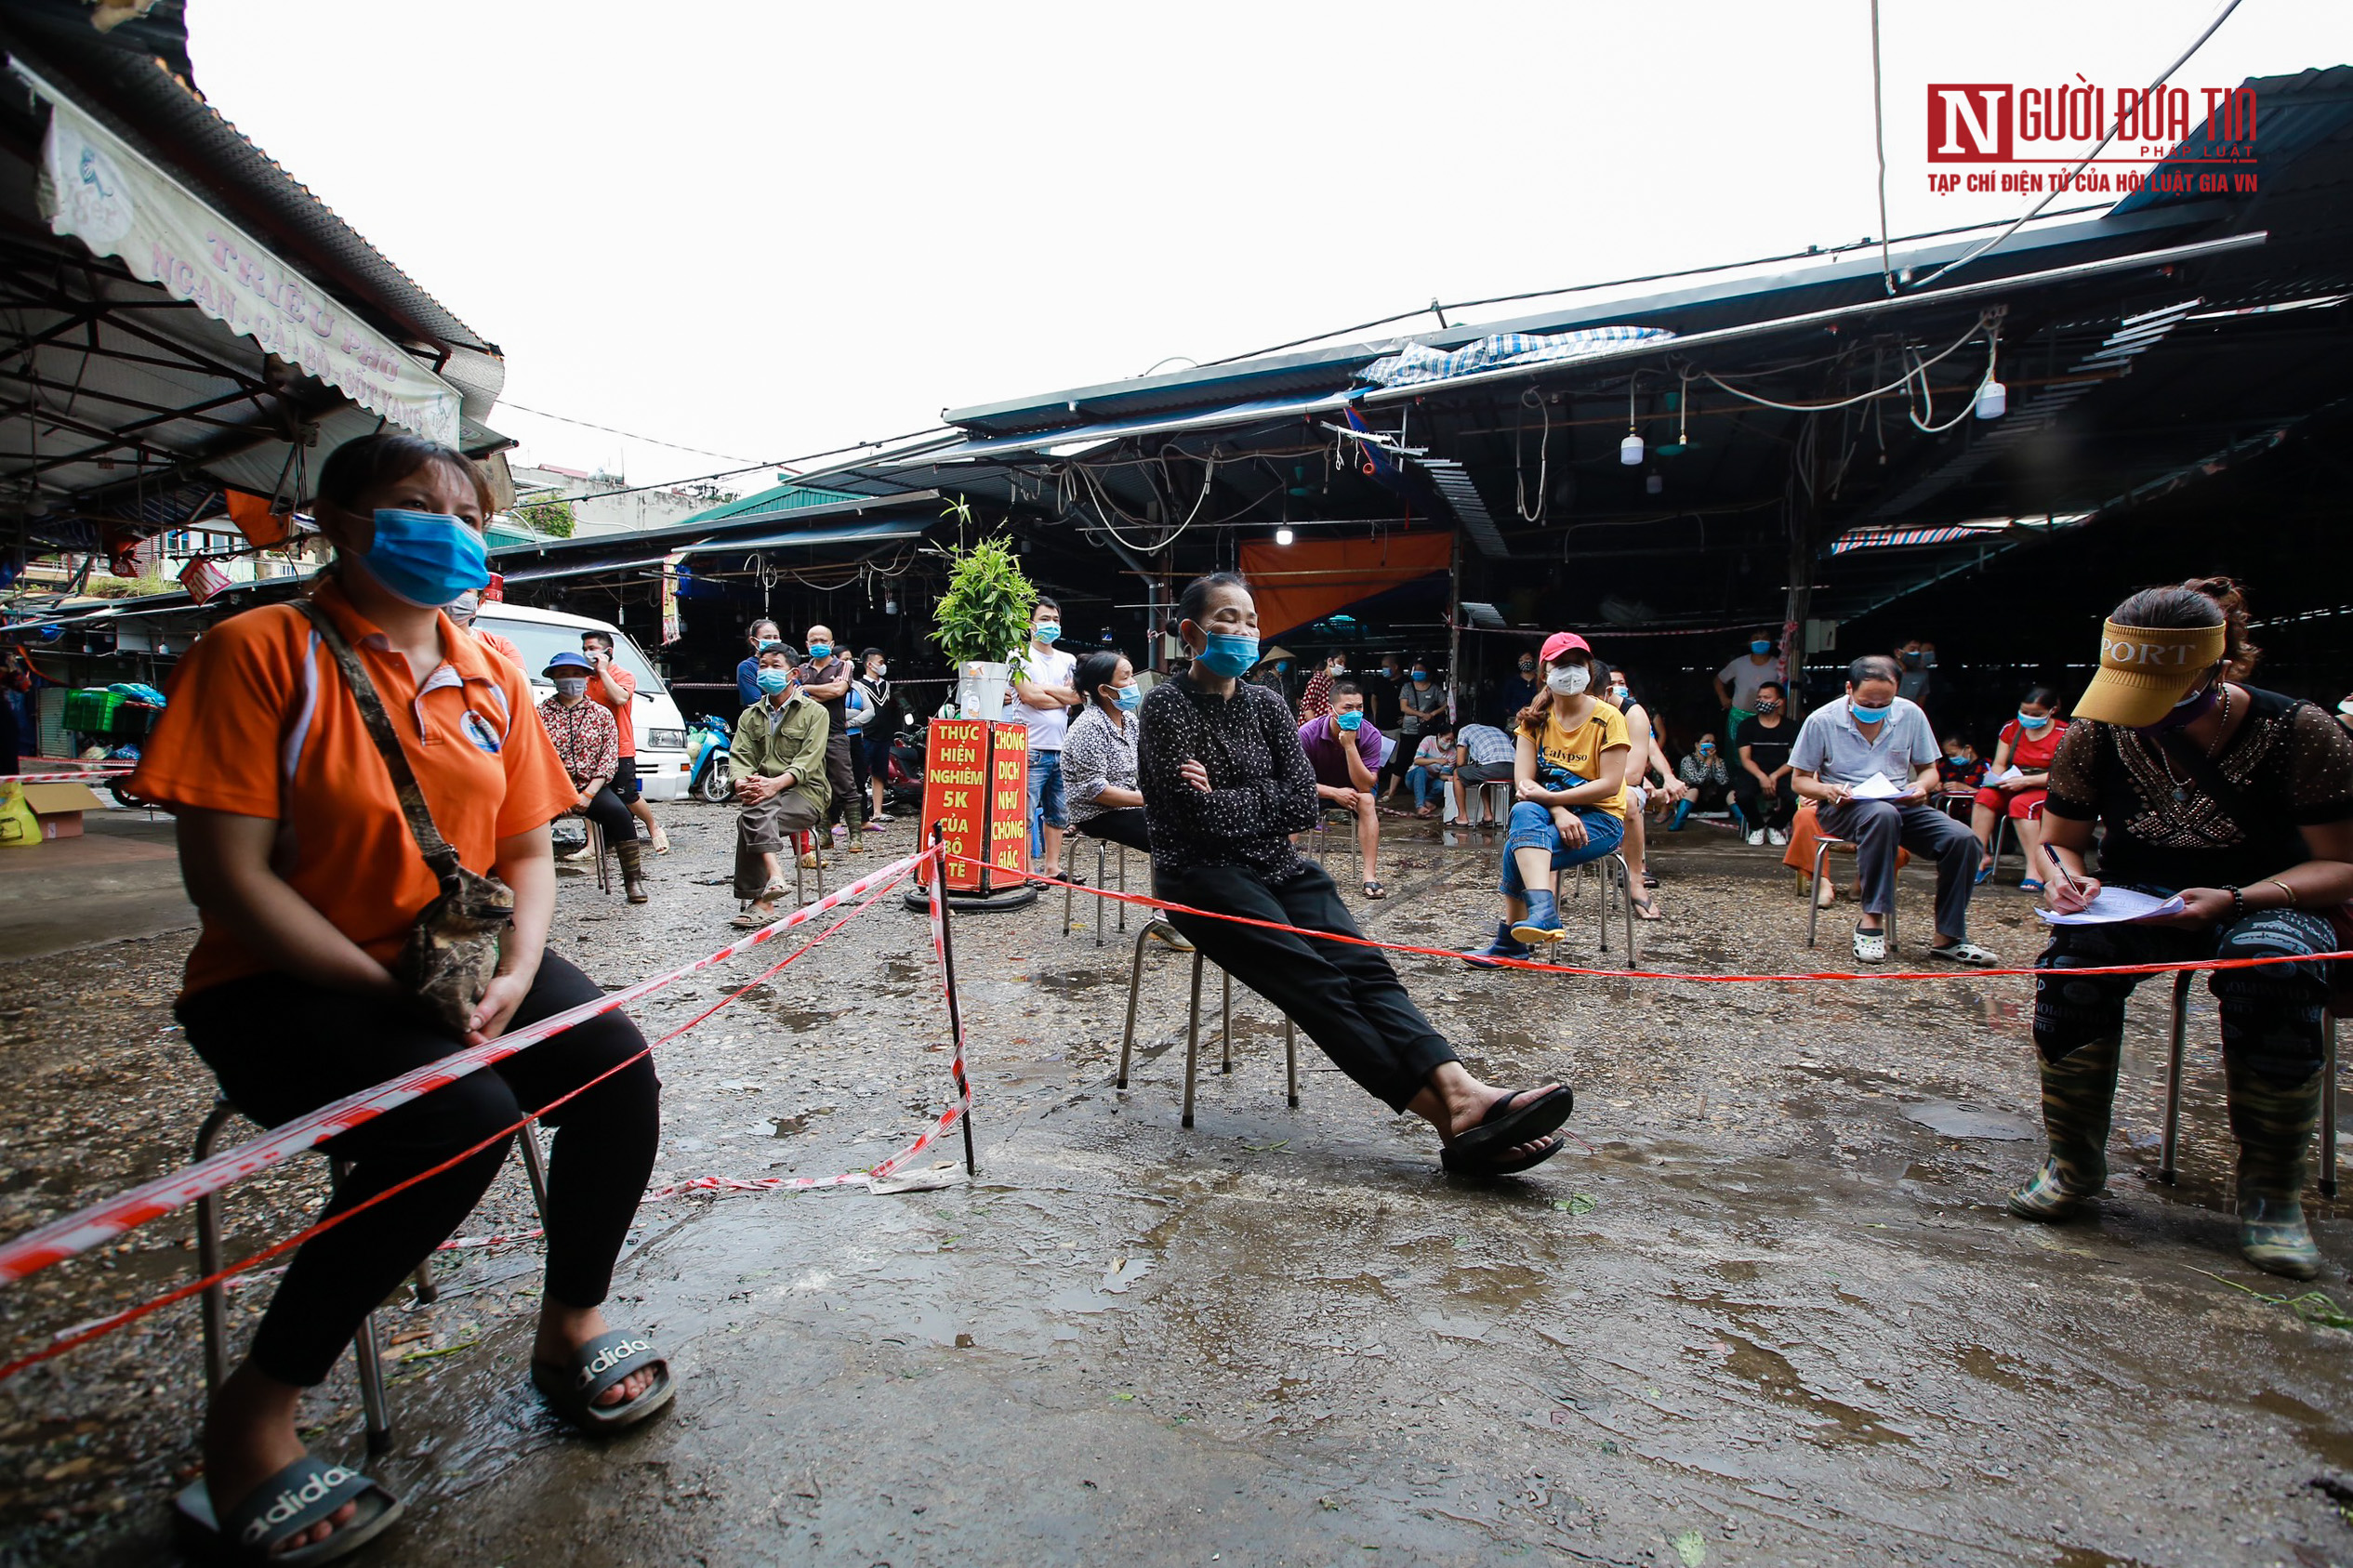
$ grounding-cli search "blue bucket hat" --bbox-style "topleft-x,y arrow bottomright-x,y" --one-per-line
543,651 -> 594,678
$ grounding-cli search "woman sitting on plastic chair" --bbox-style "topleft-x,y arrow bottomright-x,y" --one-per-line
1136,573 -> 1575,1177
2015,576 -> 2353,1280
1462,632 -> 1631,965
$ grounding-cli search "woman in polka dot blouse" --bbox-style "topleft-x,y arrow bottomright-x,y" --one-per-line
1135,573 -> 1575,1176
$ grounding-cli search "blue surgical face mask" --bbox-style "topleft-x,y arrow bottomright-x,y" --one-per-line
1750,640 -> 1772,656
1335,709 -> 1364,731
1195,632 -> 1260,679
1114,682 -> 1141,713
355,508 -> 489,608
1849,699 -> 1891,724
2016,710 -> 2052,731
756,668 -> 791,696
1947,752 -> 1970,765
1035,623 -> 1061,644
805,641 -> 832,661
1698,744 -> 1715,756
1410,667 -> 1429,682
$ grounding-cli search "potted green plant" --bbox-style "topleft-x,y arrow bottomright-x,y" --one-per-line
932,528 -> 1038,719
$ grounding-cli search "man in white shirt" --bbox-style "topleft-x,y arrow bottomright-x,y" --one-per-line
1714,631 -> 1783,735
1791,653 -> 1991,968
1451,721 -> 1517,825
1011,597 -> 1081,876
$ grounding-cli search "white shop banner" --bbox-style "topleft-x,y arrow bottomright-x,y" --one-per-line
23,70 -> 462,448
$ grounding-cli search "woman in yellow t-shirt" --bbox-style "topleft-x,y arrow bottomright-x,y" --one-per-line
1464,631 -> 1631,962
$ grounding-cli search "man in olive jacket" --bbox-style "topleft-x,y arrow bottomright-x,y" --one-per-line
730,646 -> 833,928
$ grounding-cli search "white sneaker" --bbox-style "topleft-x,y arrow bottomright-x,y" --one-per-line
1745,829 -> 1765,846
1767,827 -> 1789,846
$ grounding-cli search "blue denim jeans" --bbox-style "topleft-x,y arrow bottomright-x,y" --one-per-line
1498,801 -> 1625,899
1028,749 -> 1067,857
1408,765 -> 1449,809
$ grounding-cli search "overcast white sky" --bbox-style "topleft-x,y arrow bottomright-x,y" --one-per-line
187,1 -> 2346,491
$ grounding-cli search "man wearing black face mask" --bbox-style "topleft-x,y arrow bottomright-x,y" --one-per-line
1499,651 -> 1541,725
2015,576 -> 2353,1282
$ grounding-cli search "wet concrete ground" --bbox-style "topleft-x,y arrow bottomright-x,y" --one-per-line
3,806 -> 2349,1566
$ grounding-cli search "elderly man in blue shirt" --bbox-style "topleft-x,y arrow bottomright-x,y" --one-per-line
1791,653 -> 1993,968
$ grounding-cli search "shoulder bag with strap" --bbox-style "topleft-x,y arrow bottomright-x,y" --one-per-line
293,601 -> 515,1038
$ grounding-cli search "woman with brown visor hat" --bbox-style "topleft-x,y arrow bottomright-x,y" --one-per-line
2013,577 -> 2353,1278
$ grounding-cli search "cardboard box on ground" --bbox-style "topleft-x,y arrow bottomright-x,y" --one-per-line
2,781 -> 105,844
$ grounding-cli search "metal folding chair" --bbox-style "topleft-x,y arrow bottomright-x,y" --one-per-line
792,828 -> 826,905
1560,850 -> 1640,965
192,1100 -> 553,1453
2156,969 -> 2339,1196
1063,832 -> 1130,945
1804,836 -> 1897,951
1116,919 -> 1298,1127
587,819 -> 613,896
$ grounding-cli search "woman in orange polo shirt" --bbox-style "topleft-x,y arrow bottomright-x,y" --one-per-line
130,432 -> 668,1560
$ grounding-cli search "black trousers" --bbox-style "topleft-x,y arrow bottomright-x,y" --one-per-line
178,953 -> 661,1388
1731,776 -> 1796,830
1075,806 -> 1151,851
1155,862 -> 1457,1111
576,784 -> 634,844
821,734 -> 861,831
849,725 -> 873,804
2035,901 -> 2333,1083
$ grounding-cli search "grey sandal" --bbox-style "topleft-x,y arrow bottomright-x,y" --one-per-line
532,1330 -> 675,1433
175,1455 -> 403,1564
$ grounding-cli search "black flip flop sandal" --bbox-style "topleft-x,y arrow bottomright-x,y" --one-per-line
1362,879 -> 1389,899
1481,1135 -> 1566,1177
175,1455 -> 403,1564
1441,1086 -> 1576,1174
532,1330 -> 676,1433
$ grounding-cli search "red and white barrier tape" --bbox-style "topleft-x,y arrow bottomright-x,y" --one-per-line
963,850 -> 2353,985
0,850 -> 929,1286
1,853 -> 946,1379
0,769 -> 131,784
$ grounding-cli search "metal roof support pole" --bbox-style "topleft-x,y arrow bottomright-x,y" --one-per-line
1782,418 -> 1819,718
1093,531 -> 1161,672
1447,527 -> 1463,731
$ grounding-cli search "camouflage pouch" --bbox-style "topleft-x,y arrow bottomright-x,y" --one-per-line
294,602 -> 514,1038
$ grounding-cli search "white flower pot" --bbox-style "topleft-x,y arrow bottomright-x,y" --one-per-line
958,660 -> 1011,722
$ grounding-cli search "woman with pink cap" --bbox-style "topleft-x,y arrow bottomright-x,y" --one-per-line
1464,631 -> 1632,964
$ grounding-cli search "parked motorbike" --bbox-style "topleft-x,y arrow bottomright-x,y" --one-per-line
689,713 -> 733,803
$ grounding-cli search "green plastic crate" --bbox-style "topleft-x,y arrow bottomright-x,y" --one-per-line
61,689 -> 124,734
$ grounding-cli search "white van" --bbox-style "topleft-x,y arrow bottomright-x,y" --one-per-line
470,600 -> 693,802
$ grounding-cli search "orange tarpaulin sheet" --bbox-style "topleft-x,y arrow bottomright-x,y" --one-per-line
225,488 -> 291,549
1236,534 -> 1451,641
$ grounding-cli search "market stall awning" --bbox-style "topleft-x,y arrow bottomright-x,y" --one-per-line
19,65 -> 463,448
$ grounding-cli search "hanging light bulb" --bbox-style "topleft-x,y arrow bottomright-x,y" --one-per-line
1619,384 -> 1644,465
1646,472 -> 1663,495
1975,330 -> 2005,419
1275,526 -> 1296,546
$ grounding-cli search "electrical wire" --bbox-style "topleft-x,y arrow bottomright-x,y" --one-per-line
1514,388 -> 1550,522
1869,0 -> 1896,296
496,402 -> 761,463
1699,312 -> 1994,413
1904,0 -> 2246,292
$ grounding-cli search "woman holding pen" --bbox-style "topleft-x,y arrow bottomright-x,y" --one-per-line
2016,577 -> 2353,1281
